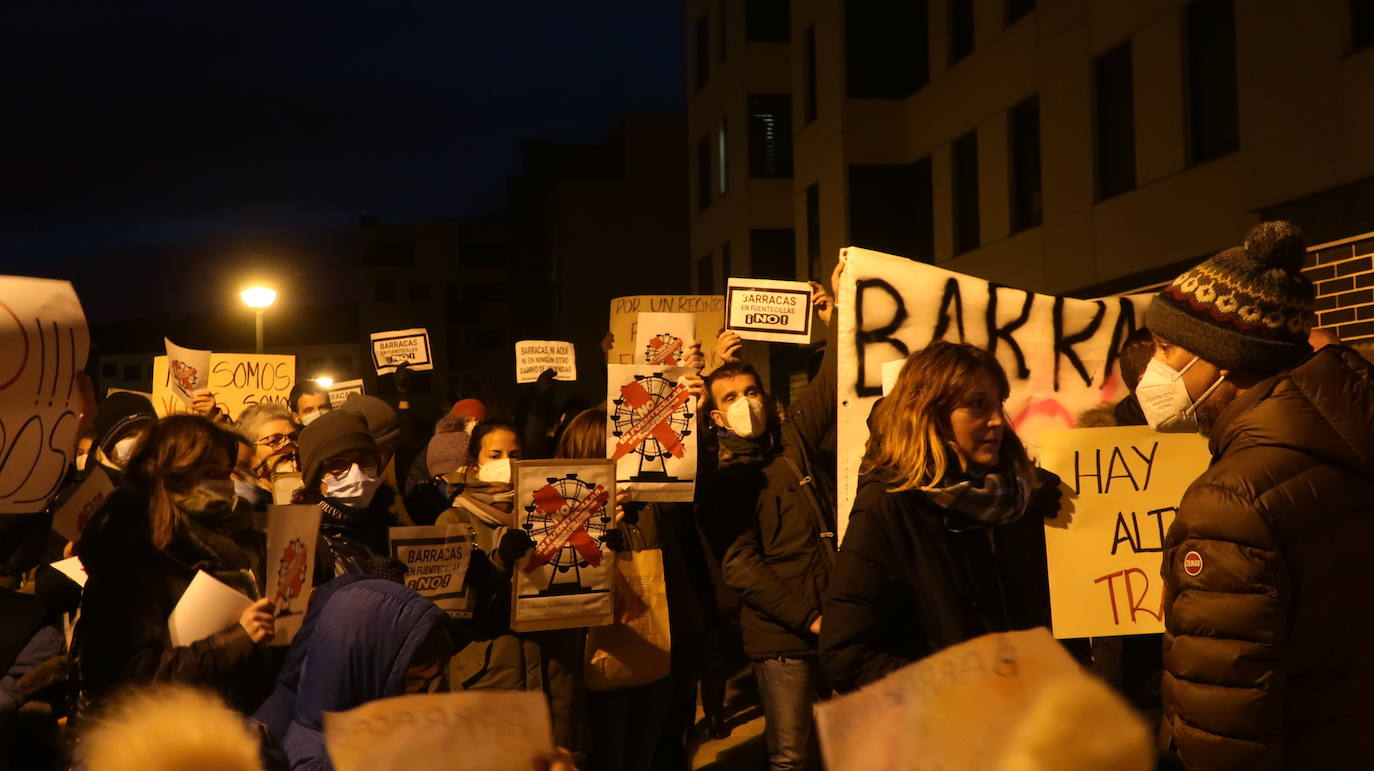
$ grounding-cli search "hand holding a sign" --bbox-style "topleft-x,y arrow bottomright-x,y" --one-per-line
1029,468 -> 1065,521
683,338 -> 705,370
716,330 -> 743,363
189,389 -> 217,417
239,598 -> 277,644
677,371 -> 706,410
809,281 -> 834,326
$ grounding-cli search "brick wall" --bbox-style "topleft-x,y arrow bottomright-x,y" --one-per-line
1306,235 -> 1374,341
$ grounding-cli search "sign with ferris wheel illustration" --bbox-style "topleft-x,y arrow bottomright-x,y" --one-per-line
606,364 -> 698,502
511,459 -> 617,633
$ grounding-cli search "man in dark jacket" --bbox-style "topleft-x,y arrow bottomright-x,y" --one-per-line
1143,221 -> 1374,769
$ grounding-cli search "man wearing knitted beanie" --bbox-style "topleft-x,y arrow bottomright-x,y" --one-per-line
1144,222 -> 1374,769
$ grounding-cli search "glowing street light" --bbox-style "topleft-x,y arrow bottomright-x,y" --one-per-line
240,287 -> 277,354
313,376 -> 334,388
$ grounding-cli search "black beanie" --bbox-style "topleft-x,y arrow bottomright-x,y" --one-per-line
92,392 -> 157,455
297,411 -> 377,488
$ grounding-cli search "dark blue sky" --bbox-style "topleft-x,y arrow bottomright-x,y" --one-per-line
2,2 -> 684,317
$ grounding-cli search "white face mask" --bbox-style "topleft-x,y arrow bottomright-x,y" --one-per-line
323,463 -> 381,508
1135,356 -> 1225,433
724,396 -> 768,439
110,435 -> 140,468
300,411 -> 323,426
476,457 -> 512,485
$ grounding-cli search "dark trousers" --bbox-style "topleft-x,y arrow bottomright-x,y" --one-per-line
586,677 -> 674,771
752,656 -> 828,771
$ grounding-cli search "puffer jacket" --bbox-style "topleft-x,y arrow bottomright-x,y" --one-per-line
1160,345 -> 1374,770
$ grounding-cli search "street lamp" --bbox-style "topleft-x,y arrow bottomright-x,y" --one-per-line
313,376 -> 334,388
241,287 -> 277,354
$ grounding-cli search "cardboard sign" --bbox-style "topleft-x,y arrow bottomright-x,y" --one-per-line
50,556 -> 87,588
1038,426 -> 1210,638
51,468 -> 116,542
606,365 -> 697,502
324,691 -> 554,771
389,525 -> 475,619
370,328 -> 433,375
0,276 -> 90,514
608,295 -> 724,373
327,378 -> 365,407
837,246 -> 1152,538
167,570 -> 255,646
726,277 -> 814,344
633,313 -> 695,366
514,340 -> 577,384
164,337 -> 212,405
511,459 -> 616,633
264,504 -> 321,645
152,353 -> 296,421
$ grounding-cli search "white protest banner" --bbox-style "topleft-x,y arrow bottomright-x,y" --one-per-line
511,459 -> 616,633
837,247 -> 1152,537
51,468 -> 116,542
609,295 -> 724,372
726,277 -> 814,344
389,525 -> 475,619
514,340 -> 577,384
152,353 -> 295,421
327,379 -> 365,407
50,556 -> 87,588
815,628 -> 1150,770
324,691 -> 554,771
164,337 -> 212,406
370,328 -> 433,375
167,570 -> 255,646
633,313 -> 696,367
607,365 -> 697,502
1038,426 -> 1210,638
0,276 -> 90,514
265,504 -> 321,645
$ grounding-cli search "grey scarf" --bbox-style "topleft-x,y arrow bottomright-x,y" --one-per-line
920,469 -> 1030,526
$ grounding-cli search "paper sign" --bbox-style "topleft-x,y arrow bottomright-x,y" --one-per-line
609,295 -> 724,373
271,471 -> 302,506
389,525 -> 475,619
514,341 -> 577,384
50,556 -> 87,588
152,353 -> 296,421
511,460 -> 616,633
837,246 -> 1152,538
726,277 -> 814,344
50,468 -> 116,542
1038,426 -> 1210,638
633,313 -> 696,367
370,328 -> 433,375
324,691 -> 554,771
0,276 -> 90,514
264,504 -> 321,645
606,365 -> 697,502
168,570 -> 255,647
164,338 -> 212,406
327,379 -> 365,407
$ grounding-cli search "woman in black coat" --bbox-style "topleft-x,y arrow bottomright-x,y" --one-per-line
820,342 -> 1054,694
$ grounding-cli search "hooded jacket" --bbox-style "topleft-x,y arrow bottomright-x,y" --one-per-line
1160,345 -> 1374,770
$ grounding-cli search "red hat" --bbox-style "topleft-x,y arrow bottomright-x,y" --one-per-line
450,398 -> 486,422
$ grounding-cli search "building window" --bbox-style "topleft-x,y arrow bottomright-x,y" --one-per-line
1009,95 -> 1043,232
123,365 -> 140,381
849,162 -> 934,261
697,255 -> 714,293
408,281 -> 430,302
375,281 -> 397,302
697,134 -> 711,212
845,0 -> 929,99
1185,0 -> 1239,165
718,116 -> 729,194
1006,0 -> 1036,25
952,131 -> 980,254
751,229 -> 796,280
101,363 -> 116,378
745,0 -> 790,42
719,0 -> 728,62
950,0 -> 975,64
1356,0 -> 1374,51
721,241 -> 732,284
804,26 -> 818,124
1094,41 -> 1136,200
748,94 -> 793,178
806,183 -> 821,279
695,15 -> 710,92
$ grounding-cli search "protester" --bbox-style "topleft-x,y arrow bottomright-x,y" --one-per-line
75,684 -> 266,771
403,398 -> 487,525
74,415 -> 277,715
1144,221 -> 1374,768
1076,326 -> 1154,428
820,342 -> 1055,694
339,393 -> 413,525
288,380 -> 333,426
88,391 -> 158,480
235,402 -> 299,492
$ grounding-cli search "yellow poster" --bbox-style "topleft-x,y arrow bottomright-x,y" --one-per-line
1039,425 -> 1210,639
151,353 -> 296,421
607,295 -> 724,373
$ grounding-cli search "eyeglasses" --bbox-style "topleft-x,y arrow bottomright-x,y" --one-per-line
324,462 -> 378,480
256,432 -> 298,449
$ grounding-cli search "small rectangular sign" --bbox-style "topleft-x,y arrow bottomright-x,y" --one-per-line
370,328 -> 433,375
327,378 -> 365,407
726,278 -> 813,344
51,468 -> 116,542
515,341 -> 577,384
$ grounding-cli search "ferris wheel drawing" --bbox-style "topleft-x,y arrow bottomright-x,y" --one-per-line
611,373 -> 693,482
642,332 -> 684,365
521,473 -> 612,593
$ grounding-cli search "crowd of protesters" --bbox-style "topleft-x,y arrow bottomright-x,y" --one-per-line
3,220 -> 1374,770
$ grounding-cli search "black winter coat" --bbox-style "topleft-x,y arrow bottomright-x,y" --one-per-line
820,475 -> 1050,694
1160,345 -> 1374,770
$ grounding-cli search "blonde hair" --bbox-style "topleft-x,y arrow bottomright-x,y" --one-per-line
861,341 -> 1033,491
77,685 -> 263,771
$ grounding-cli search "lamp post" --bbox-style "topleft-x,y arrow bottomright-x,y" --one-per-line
240,287 -> 277,354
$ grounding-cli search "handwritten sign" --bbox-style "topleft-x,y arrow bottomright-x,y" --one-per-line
265,504 -> 321,645
1038,426 -> 1210,638
0,276 -> 90,514
51,468 -> 116,542
511,460 -> 616,632
726,277 -> 813,344
370,328 -> 433,375
606,365 -> 697,502
164,337 -> 211,405
837,246 -> 1152,538
514,341 -> 577,384
389,525 -> 475,619
327,379 -> 365,408
152,353 -> 296,421
324,691 -> 554,771
608,295 -> 724,373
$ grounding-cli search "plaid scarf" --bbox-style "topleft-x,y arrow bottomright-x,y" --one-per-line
920,469 -> 1030,526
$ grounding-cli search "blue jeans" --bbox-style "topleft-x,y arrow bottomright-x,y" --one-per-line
752,656 -> 828,771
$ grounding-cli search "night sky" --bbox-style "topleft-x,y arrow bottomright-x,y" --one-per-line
2,2 -> 684,320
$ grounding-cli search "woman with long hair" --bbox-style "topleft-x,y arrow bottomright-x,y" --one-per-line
820,342 -> 1054,694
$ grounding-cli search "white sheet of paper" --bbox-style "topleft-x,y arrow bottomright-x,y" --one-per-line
606,365 -> 697,502
164,337 -> 212,406
325,691 -> 554,771
167,570 -> 254,647
725,277 -> 814,344
633,313 -> 696,366
370,328 -> 433,375
50,556 -> 87,588
880,357 -> 905,396
51,468 -> 115,542
264,504 -> 322,645
514,340 -> 577,384
271,472 -> 302,506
